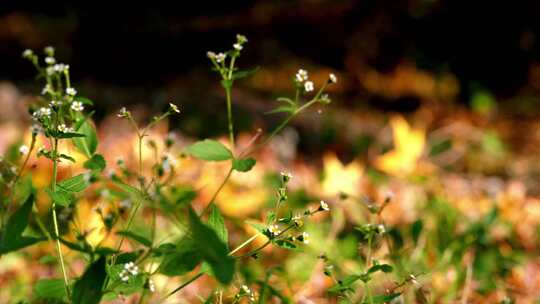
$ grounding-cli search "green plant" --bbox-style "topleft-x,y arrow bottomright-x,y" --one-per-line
1,35 -> 338,303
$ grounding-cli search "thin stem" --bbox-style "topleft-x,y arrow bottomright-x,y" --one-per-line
2,134 -> 36,225
162,271 -> 204,301
228,232 -> 261,256
225,86 -> 235,149
200,166 -> 233,216
51,138 -> 71,300
365,234 -> 373,304
138,135 -> 143,176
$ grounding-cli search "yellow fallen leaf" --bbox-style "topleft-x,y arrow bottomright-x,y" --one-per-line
321,153 -> 363,197
375,115 -> 425,177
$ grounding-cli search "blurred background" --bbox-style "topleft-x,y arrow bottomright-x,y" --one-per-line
2,1 -> 540,147
3,1 -> 540,302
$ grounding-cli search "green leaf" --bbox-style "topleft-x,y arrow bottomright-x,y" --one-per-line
232,66 -> 259,80
34,278 -> 66,300
274,239 -> 296,250
46,187 -> 73,207
429,139 -> 452,156
0,193 -> 44,254
112,177 -> 147,204
366,264 -> 393,275
265,105 -> 295,115
232,158 -> 256,172
58,174 -> 88,193
73,119 -> 98,158
276,97 -> 296,106
77,97 -> 94,105
160,239 -> 201,276
366,293 -> 401,304
59,153 -> 76,162
208,205 -> 228,248
188,208 -> 235,284
186,139 -> 233,161
84,154 -> 106,172
55,132 -> 86,139
116,230 -> 152,247
328,275 -> 362,293
72,256 -> 106,304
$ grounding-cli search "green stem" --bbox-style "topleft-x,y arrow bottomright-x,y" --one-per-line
228,232 -> 261,256
51,138 -> 71,300
2,134 -> 36,226
225,86 -> 235,149
200,166 -> 233,216
365,235 -> 373,304
162,272 -> 204,301
138,135 -> 143,176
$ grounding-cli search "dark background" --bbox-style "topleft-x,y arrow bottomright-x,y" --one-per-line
2,0 -> 540,139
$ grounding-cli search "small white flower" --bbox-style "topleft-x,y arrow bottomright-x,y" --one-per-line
22,49 -> 33,58
233,43 -> 243,51
119,269 -> 130,282
46,67 -> 54,75
169,102 -> 180,113
304,81 -> 314,92
207,51 -> 216,59
319,93 -> 331,104
148,279 -> 156,292
45,57 -> 56,65
44,46 -> 55,55
71,101 -> 84,112
53,63 -> 66,72
57,124 -> 68,133
299,232 -> 310,244
241,285 -> 251,294
41,84 -> 51,95
377,224 -> 386,234
295,69 -> 308,82
19,145 -> 29,155
39,107 -> 51,117
329,73 -> 337,84
215,52 -> 226,63
117,107 -> 129,118
236,34 -> 248,43
66,87 -> 77,96
268,224 -> 281,236
319,200 -> 330,211
124,261 -> 139,276
280,171 -> 293,183
50,100 -> 62,107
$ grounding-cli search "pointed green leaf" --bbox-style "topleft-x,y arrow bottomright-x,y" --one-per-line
186,139 -> 232,161
188,208 -> 234,284
116,230 -> 152,247
72,256 -> 106,304
232,158 -> 256,172
34,278 -> 66,300
72,119 -> 98,158
0,193 -> 44,254
208,205 -> 228,248
160,238 -> 201,276
58,174 -> 88,193
83,154 -> 106,172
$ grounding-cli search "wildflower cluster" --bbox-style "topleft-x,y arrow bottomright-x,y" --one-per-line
234,284 -> 256,303
119,262 -> 139,282
22,46 -> 89,141
262,172 -> 329,250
